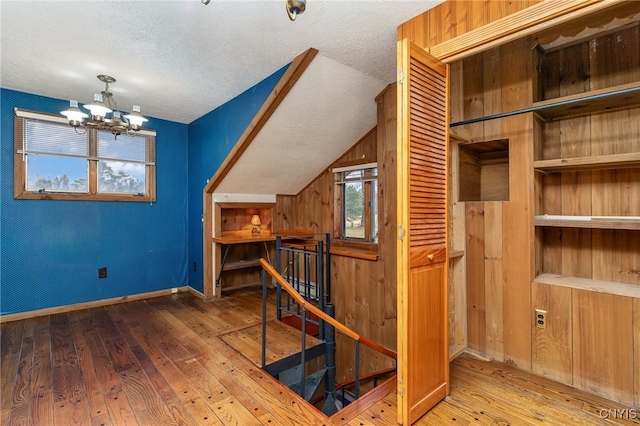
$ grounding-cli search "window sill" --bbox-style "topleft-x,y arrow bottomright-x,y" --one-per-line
15,191 -> 155,202
330,242 -> 379,261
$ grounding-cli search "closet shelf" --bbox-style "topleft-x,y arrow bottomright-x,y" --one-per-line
534,152 -> 640,172
449,82 -> 640,127
449,249 -> 464,259
533,82 -> 640,121
222,259 -> 262,272
534,215 -> 640,230
534,273 -> 640,299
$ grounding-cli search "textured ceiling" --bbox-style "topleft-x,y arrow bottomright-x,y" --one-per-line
2,0 -> 443,198
215,53 -> 386,195
1,0 -> 442,124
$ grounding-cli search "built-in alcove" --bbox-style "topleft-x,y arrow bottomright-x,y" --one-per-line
533,22 -> 640,104
213,203 -> 275,293
458,140 -> 509,202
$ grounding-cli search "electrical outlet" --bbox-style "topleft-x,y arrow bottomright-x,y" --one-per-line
98,267 -> 107,279
535,309 -> 547,329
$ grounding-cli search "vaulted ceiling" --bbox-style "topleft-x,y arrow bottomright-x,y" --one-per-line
1,0 -> 441,124
2,0 -> 442,196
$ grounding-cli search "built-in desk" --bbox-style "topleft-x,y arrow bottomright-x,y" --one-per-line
212,234 -> 275,291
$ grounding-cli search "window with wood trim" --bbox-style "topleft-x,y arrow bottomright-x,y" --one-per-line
14,109 -> 156,202
333,162 -> 378,245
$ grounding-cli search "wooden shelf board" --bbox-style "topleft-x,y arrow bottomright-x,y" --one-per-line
534,152 -> 640,172
449,249 -> 465,259
533,82 -> 640,121
222,259 -> 262,272
534,215 -> 640,230
221,281 -> 263,292
534,273 -> 640,299
213,235 -> 275,244
329,247 -> 378,261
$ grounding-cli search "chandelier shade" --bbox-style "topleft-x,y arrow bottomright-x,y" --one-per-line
60,100 -> 88,125
61,75 -> 147,138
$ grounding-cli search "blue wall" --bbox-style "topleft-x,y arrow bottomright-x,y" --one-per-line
0,64 -> 288,313
0,89 -> 189,315
186,65 -> 288,293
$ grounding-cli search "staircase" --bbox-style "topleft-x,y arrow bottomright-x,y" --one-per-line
258,233 -> 397,417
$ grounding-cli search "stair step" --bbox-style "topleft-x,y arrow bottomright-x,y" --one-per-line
264,343 -> 325,376
281,313 -> 320,336
288,368 -> 327,401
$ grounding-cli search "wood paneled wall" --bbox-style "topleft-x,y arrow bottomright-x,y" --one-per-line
401,0 -> 543,362
531,24 -> 640,406
401,0 -> 640,407
273,84 -> 398,384
444,7 -> 640,406
451,37 -> 535,370
398,0 -> 542,49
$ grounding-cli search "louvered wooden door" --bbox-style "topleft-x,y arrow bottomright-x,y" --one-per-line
396,39 -> 449,425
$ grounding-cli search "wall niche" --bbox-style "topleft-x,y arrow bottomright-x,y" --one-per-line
459,139 -> 509,202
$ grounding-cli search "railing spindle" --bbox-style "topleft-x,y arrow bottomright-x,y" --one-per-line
317,240 -> 324,340
276,236 -> 282,321
300,306 -> 307,399
261,268 -> 268,369
305,248 -> 310,300
355,341 -> 360,399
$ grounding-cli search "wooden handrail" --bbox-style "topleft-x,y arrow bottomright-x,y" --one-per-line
335,367 -> 397,391
260,259 -> 397,360
309,368 -> 397,406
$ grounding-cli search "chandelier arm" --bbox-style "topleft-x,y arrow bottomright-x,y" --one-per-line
73,126 -> 88,136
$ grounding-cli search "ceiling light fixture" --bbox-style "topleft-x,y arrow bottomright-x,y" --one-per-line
61,75 -> 148,139
285,0 -> 306,21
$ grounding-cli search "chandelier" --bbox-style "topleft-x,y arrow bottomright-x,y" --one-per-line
200,0 -> 306,21
285,0 -> 306,21
61,75 -> 148,139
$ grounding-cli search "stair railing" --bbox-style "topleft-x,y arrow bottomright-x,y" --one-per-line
261,258 -> 396,411
309,367 -> 397,406
275,233 -> 330,340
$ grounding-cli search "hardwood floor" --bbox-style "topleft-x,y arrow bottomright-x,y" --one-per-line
1,288 -> 638,425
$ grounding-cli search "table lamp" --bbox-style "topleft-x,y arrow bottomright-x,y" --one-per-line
251,215 -> 261,234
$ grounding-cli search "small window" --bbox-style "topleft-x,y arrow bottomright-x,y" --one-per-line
14,109 -> 156,201
333,162 -> 378,244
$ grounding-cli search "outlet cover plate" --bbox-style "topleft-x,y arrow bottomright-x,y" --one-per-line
98,267 -> 107,279
535,309 -> 547,329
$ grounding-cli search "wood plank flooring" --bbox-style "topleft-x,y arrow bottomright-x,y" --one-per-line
1,288 -> 638,425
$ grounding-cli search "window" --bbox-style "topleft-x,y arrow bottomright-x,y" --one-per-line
333,162 -> 378,244
14,109 -> 156,201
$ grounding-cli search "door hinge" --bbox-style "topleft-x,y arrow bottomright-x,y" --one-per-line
397,382 -> 406,396
397,224 -> 406,241
397,69 -> 406,85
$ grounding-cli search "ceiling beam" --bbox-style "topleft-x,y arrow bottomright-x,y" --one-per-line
204,47 -> 318,194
